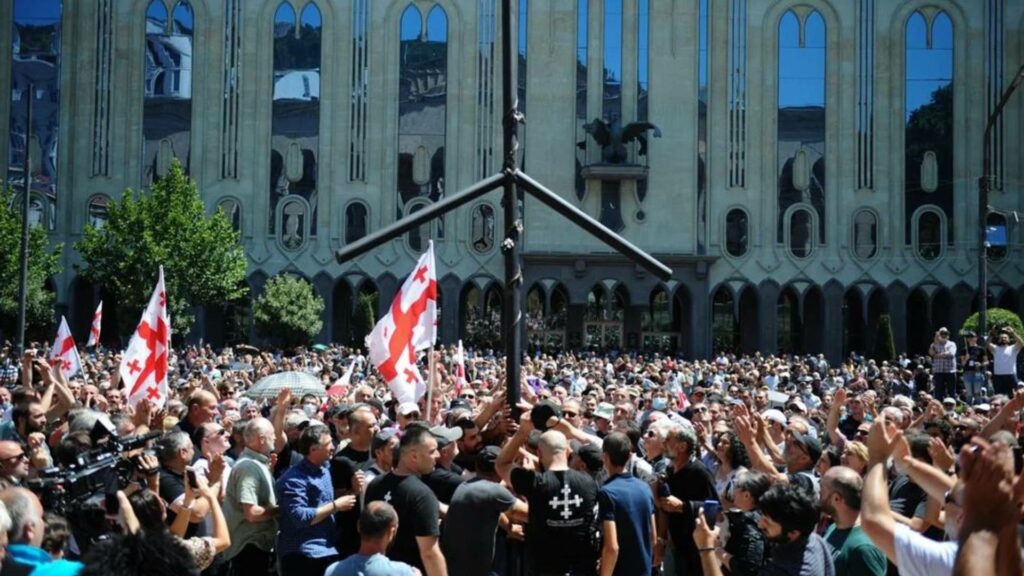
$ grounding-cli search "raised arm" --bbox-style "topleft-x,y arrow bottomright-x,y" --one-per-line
860,415 -> 900,563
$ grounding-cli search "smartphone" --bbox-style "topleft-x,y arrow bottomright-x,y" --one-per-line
702,500 -> 721,525
186,468 -> 198,488
104,492 -> 119,516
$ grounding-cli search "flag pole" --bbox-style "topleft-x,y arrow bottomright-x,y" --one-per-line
426,347 -> 435,423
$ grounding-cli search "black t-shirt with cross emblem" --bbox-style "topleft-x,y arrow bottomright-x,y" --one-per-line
365,471 -> 440,572
511,467 -> 600,574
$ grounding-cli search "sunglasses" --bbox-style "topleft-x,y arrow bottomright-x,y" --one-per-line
562,411 -> 578,418
0,452 -> 26,463
459,394 -> 475,399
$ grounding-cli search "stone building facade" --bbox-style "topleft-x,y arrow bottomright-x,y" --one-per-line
3,0 -> 1023,361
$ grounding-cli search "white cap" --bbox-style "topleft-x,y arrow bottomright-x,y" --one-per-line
398,402 -> 421,416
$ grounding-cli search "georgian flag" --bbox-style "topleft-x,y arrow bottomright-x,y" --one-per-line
328,358 -> 357,398
49,316 -> 83,378
453,340 -> 467,395
119,267 -> 170,408
365,241 -> 437,404
87,301 -> 103,348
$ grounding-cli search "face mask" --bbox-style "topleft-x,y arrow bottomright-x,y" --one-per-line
652,397 -> 667,411
302,404 -> 318,418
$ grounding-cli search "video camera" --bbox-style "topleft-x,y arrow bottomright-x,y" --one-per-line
26,422 -> 161,550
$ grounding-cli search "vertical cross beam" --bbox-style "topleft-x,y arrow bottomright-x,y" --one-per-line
501,0 -> 523,414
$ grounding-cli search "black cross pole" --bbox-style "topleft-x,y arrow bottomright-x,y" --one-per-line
336,0 -> 672,410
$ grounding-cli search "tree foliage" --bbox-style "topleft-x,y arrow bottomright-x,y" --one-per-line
76,161 -> 248,337
253,274 -> 324,349
0,189 -> 62,340
961,308 -> 1024,339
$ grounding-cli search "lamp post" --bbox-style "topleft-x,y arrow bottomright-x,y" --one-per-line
979,64 -> 1024,342
16,82 -> 33,355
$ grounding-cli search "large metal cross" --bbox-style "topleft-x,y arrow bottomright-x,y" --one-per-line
336,0 -> 672,409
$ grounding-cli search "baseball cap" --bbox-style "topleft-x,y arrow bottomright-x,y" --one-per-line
790,431 -> 822,463
448,398 -> 472,412
592,402 -> 615,421
762,409 -> 787,426
531,400 -> 562,431
429,425 -> 463,448
371,428 -> 398,453
475,445 -> 501,474
398,402 -> 421,417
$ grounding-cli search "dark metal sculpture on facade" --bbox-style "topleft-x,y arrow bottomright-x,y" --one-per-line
580,119 -> 662,164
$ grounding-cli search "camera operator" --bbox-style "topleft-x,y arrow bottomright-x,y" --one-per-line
0,487 -> 82,575
0,442 -> 30,489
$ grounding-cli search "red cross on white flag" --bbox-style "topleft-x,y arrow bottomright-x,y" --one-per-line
119,267 -> 171,408
49,316 -> 82,379
366,241 -> 437,404
87,301 -> 103,348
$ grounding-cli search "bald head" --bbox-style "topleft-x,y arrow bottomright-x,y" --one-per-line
243,418 -> 275,455
537,430 -> 569,464
187,390 -> 219,426
822,466 -> 864,511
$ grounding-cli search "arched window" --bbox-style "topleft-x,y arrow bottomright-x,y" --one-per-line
917,210 -> 942,260
586,286 -> 606,322
88,195 -> 110,230
642,287 -> 678,352
852,210 -> 878,259
987,212 -> 1008,261
777,10 -> 826,244
905,11 -> 953,245
471,204 -> 495,253
777,288 -> 801,353
789,209 -> 813,258
10,0 -> 61,229
725,209 -> 748,257
143,0 -> 193,183
397,4 -> 448,226
345,203 -> 368,245
406,202 -> 428,252
218,198 -> 241,233
712,287 -> 737,352
269,1 -> 321,237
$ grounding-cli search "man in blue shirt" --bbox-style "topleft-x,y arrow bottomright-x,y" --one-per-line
276,423 -> 357,576
598,432 -> 656,576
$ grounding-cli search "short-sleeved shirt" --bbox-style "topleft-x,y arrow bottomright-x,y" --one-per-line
597,473 -> 655,576
510,467 -> 599,574
159,467 -> 207,539
888,474 -> 926,520
222,448 -> 278,560
442,478 -> 518,576
664,458 -> 719,575
325,553 -> 418,576
823,524 -> 887,576
930,341 -> 957,373
365,472 -> 440,572
992,344 -> 1021,376
423,465 -> 465,504
331,445 -> 370,558
893,524 -> 957,576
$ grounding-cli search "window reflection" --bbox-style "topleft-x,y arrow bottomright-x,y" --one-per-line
88,195 -> 110,230
777,11 -> 826,245
269,1 -> 321,239
726,209 -> 748,257
345,203 -> 368,245
697,0 -> 708,248
397,4 -> 447,233
905,12 -> 953,245
917,211 -> 941,260
602,0 -> 622,124
9,0 -> 61,230
574,0 -> 588,200
790,209 -> 812,258
471,204 -> 495,253
853,210 -> 878,259
143,0 -> 193,184
987,212 -> 1007,261
218,198 -> 241,233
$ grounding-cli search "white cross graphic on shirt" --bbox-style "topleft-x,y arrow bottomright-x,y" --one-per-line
549,483 -> 583,520
384,491 -> 392,503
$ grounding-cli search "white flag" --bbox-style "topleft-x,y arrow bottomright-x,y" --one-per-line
87,301 -> 103,348
366,241 -> 437,403
454,340 -> 467,395
49,316 -> 83,379
119,267 -> 170,408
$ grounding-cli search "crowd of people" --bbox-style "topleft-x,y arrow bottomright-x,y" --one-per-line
0,323 -> 1021,575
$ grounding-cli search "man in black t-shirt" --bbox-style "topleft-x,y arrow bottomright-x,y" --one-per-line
331,405 -> 376,557
497,412 -> 599,576
657,422 -> 717,576
422,425 -> 465,504
365,423 -> 447,576
156,431 -> 209,540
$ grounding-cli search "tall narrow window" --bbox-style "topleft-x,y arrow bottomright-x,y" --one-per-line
790,209 -> 813,258
712,287 -> 737,351
269,2 -> 321,242
517,0 -> 528,167
221,0 -> 242,179
778,10 -> 826,245
471,204 -> 495,253
218,198 -> 241,233
92,0 -> 114,177
574,0 -> 588,199
88,195 -> 110,230
476,0 -> 497,179
986,0 -> 1004,189
917,211 -> 942,260
602,0 -> 622,124
726,209 -> 748,257
345,203 -> 368,245
10,0 -> 61,230
728,0 -> 747,188
143,0 -> 193,184
635,0 -> 650,202
696,0 -> 708,248
986,212 -> 1008,261
397,4 -> 448,233
349,0 -> 369,181
856,0 -> 874,189
904,12 -> 953,244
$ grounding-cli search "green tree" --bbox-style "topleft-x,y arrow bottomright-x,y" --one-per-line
253,274 -> 324,349
0,189 -> 62,340
351,292 -> 377,349
961,308 -> 1024,339
873,314 -> 896,363
76,161 -> 248,338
